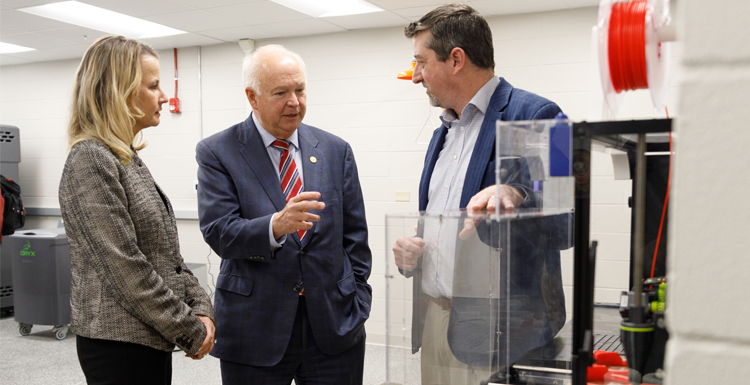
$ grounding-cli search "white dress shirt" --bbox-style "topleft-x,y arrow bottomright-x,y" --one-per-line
421,76 -> 500,299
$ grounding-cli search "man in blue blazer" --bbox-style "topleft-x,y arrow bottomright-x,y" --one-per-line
196,45 -> 372,385
393,4 -> 567,384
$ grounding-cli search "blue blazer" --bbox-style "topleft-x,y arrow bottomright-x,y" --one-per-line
411,78 -> 567,364
419,78 -> 562,211
196,116 -> 372,367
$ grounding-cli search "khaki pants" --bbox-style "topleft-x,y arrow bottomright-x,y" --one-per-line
420,299 -> 496,385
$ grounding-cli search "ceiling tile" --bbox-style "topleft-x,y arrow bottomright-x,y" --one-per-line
469,0 -> 567,16
0,32 -> 79,50
367,0 -> 447,10
0,0 -> 61,9
197,25 -> 276,42
171,0 -> 265,9
0,0 -> 593,66
145,10 -> 245,32
0,9 -> 74,31
34,27 -> 110,46
43,43 -> 92,59
0,47 -> 79,62
0,55 -> 33,66
207,1 -> 309,25
141,33 -> 225,49
0,25 -> 22,36
564,0 -> 600,8
390,5 -> 442,19
258,18 -> 345,37
83,0 -> 195,18
323,11 -> 409,30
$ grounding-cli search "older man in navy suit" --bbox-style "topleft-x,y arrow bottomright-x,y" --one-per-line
196,45 -> 371,385
392,4 -> 568,385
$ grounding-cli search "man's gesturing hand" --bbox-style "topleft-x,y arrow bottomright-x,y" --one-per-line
465,184 -> 524,213
393,236 -> 425,272
273,191 -> 325,239
459,185 -> 524,240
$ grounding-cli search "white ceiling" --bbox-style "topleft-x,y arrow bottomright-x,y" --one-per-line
0,0 -> 598,66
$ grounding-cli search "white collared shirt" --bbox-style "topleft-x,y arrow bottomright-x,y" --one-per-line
253,112 -> 304,183
421,76 -> 500,299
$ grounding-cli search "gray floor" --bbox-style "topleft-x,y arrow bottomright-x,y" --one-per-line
0,315 -> 418,385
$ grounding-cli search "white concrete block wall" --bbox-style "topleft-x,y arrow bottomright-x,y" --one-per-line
0,59 -> 78,208
0,6 -> 678,347
665,0 -> 750,383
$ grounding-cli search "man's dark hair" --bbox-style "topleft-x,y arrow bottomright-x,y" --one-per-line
404,3 -> 494,70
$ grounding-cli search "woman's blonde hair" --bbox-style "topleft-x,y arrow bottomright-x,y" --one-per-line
68,35 -> 158,164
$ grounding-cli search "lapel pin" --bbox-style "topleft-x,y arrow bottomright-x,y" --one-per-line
310,156 -> 317,164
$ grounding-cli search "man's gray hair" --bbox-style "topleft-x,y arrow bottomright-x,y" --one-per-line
242,44 -> 307,94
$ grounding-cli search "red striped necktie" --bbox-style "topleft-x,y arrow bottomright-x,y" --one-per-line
271,139 -> 306,240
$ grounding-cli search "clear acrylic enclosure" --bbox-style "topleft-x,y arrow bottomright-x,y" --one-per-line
384,118 -> 576,384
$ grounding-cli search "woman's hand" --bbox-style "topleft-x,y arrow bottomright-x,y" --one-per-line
186,315 -> 215,360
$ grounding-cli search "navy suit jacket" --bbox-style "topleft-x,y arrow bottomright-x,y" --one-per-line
418,78 -> 561,211
411,78 -> 567,364
196,115 -> 372,367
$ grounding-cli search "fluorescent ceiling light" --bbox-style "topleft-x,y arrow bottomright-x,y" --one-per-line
19,1 -> 186,39
270,0 -> 383,18
0,42 -> 36,54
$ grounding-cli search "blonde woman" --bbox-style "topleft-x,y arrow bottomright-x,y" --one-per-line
58,36 -> 215,385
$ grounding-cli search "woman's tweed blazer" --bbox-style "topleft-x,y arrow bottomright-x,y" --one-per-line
59,139 -> 214,354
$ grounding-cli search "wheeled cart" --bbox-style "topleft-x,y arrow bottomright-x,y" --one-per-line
7,228 -> 71,340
